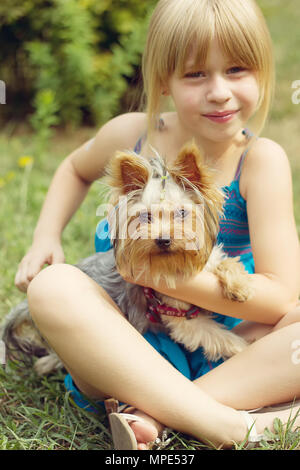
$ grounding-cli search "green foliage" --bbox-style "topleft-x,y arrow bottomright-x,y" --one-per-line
0,0 -> 156,135
30,89 -> 60,151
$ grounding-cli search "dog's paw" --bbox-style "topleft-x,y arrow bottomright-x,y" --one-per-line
221,279 -> 254,302
214,257 -> 254,303
34,353 -> 63,375
204,331 -> 248,361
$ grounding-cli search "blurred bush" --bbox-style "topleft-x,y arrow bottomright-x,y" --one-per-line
0,0 -> 156,132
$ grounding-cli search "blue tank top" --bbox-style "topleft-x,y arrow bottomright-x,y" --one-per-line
94,129 -> 255,329
217,150 -> 254,275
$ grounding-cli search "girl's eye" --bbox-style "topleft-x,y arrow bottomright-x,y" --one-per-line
184,71 -> 205,79
139,212 -> 153,224
227,66 -> 246,74
175,209 -> 189,219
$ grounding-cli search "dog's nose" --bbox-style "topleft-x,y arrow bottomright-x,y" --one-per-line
155,237 -> 171,250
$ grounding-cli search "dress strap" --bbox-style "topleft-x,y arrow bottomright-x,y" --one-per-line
133,118 -> 165,154
233,149 -> 249,181
133,133 -> 146,154
234,128 -> 258,181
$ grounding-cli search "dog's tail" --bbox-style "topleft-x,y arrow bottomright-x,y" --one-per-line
1,299 -> 58,372
1,252 -> 110,374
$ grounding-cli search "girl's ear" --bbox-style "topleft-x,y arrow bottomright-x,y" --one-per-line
160,80 -> 170,96
107,151 -> 150,195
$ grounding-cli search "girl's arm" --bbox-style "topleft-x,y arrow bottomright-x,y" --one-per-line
132,139 -> 300,325
15,113 -> 147,292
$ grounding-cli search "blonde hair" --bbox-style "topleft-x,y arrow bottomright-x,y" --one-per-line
142,0 -> 275,137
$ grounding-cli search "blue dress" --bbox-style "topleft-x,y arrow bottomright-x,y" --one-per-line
65,130 -> 255,410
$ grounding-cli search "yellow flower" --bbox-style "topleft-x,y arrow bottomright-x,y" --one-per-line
0,177 -> 5,188
18,156 -> 34,168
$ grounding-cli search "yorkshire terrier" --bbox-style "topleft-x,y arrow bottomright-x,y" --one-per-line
1,142 -> 252,375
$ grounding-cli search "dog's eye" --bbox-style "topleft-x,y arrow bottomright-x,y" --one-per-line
139,212 -> 153,224
175,209 -> 189,219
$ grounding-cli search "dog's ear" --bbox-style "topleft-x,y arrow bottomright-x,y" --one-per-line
171,141 -> 212,193
107,151 -> 150,195
170,141 -> 224,223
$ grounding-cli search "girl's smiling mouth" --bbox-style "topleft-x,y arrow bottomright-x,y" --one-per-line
202,110 -> 239,123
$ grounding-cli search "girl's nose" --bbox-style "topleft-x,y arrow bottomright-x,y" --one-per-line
206,75 -> 232,103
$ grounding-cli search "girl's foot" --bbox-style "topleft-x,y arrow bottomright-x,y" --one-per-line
105,399 -> 165,450
128,409 -> 165,450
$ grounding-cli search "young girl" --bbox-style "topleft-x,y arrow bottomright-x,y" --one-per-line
16,0 -> 300,449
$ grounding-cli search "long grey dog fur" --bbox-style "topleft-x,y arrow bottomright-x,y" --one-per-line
1,250 -> 150,375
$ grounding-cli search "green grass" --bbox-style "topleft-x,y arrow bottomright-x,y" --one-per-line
1,0 -> 300,451
0,363 -> 112,450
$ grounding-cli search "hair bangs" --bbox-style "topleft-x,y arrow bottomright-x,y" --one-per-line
171,10 -> 214,78
214,6 -> 260,70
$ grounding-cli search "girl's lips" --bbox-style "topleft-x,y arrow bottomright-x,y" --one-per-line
202,110 -> 238,123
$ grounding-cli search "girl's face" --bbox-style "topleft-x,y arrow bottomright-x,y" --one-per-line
167,38 -> 260,143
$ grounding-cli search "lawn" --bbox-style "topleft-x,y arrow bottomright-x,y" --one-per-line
0,0 -> 300,451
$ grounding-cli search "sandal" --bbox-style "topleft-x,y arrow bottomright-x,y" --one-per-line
239,410 -> 266,448
105,398 -> 145,450
105,398 -> 171,450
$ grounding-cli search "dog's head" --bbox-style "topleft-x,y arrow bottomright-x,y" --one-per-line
104,142 -> 224,288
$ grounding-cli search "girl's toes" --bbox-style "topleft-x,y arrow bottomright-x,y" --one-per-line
137,442 -> 151,450
130,419 -> 158,445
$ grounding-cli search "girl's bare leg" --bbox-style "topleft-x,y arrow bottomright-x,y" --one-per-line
196,303 -> 300,410
27,264 -> 300,448
27,263 -> 251,448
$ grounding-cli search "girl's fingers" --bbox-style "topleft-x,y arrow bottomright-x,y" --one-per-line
15,260 -> 31,292
15,255 -> 49,292
14,244 -> 65,293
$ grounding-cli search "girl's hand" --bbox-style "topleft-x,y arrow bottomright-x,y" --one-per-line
15,238 -> 65,293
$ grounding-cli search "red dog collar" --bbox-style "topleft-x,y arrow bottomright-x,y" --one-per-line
143,287 -> 201,324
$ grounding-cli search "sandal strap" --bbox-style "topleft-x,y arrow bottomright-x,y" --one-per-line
120,413 -> 145,423
104,398 -> 119,415
240,411 -> 265,445
104,398 -> 145,423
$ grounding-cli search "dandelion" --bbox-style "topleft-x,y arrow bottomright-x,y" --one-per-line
18,156 -> 34,168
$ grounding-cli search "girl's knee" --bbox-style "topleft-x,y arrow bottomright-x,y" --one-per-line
27,263 -> 120,325
27,263 -> 84,321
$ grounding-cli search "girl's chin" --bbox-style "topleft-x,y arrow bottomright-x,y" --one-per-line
195,123 -> 244,142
